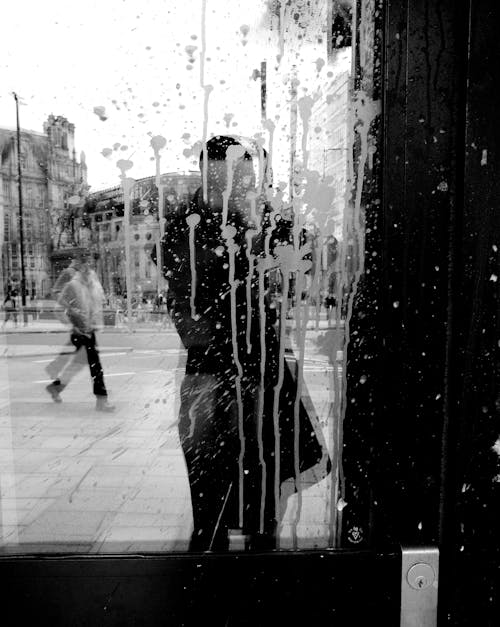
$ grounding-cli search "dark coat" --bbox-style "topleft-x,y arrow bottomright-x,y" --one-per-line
156,188 -> 330,487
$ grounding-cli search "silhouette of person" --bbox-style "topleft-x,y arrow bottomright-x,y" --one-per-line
45,253 -> 115,412
2,292 -> 18,329
155,136 -> 329,551
45,256 -> 82,379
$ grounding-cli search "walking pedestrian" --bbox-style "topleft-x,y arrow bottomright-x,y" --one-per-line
45,254 -> 115,412
45,256 -> 82,379
1,292 -> 18,329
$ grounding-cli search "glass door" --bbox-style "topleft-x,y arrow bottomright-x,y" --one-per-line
0,0 -> 383,557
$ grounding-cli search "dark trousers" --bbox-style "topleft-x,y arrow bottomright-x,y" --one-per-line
178,373 -> 277,551
58,331 -> 107,397
3,310 -> 18,324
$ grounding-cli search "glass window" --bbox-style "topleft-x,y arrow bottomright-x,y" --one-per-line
3,180 -> 12,203
3,213 -> 10,241
0,0 -> 381,555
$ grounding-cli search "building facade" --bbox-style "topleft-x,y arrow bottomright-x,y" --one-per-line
0,115 -> 88,301
85,172 -> 200,302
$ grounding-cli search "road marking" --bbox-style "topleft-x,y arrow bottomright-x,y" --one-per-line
34,371 -> 136,383
33,351 -> 129,364
105,372 -> 136,377
303,367 -> 342,373
134,348 -> 184,355
33,365 -> 336,385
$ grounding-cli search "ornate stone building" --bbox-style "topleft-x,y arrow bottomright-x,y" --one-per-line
0,115 -> 88,301
85,172 -> 200,301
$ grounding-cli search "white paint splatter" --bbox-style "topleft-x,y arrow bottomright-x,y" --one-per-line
245,229 -> 257,354
186,213 -> 201,319
223,223 -> 245,526
492,438 -> 500,456
222,144 -> 246,228
337,498 -> 348,512
93,105 -> 107,121
116,159 -> 135,331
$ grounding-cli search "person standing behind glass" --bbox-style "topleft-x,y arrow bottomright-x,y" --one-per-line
157,135 -> 329,551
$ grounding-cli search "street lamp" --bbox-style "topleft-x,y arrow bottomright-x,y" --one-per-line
150,136 -> 167,298
12,92 -> 28,322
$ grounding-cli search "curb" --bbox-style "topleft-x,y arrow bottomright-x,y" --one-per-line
1,328 -> 179,336
2,347 -> 134,360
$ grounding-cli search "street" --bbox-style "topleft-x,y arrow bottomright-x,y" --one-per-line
0,323 -> 339,554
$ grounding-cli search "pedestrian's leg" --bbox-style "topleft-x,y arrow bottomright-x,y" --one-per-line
46,333 -> 86,402
60,333 -> 88,383
85,333 -> 114,411
45,337 -> 74,379
84,333 -> 106,395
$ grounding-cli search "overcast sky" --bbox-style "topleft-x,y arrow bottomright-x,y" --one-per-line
0,0 -> 276,190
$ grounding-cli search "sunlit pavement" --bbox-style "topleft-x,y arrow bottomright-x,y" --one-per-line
0,319 -> 341,554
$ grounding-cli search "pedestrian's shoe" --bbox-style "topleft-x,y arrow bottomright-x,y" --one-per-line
95,396 -> 115,412
46,381 -> 63,403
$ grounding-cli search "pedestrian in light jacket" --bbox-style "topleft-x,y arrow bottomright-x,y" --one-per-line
45,255 -> 115,412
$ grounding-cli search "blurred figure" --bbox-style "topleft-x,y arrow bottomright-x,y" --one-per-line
1,292 -> 18,329
115,295 -> 125,327
325,292 -> 337,326
155,293 -> 171,329
45,254 -> 115,412
145,298 -> 153,322
45,256 -> 82,379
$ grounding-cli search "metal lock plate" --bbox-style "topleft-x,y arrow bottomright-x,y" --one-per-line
401,547 -> 439,627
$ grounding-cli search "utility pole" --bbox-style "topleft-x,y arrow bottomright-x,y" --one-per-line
13,92 -> 27,317
260,60 -> 267,122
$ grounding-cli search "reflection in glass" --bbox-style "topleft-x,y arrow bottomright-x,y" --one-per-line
0,0 -> 380,553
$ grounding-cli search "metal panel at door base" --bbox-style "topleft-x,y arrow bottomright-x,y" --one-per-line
401,547 -> 439,627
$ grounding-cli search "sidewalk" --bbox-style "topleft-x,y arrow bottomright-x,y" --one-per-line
1,316 -> 345,361
0,314 -> 346,554
0,372 -> 193,554
0,321 -> 178,358
1,319 -> 178,335
0,344 -> 134,359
